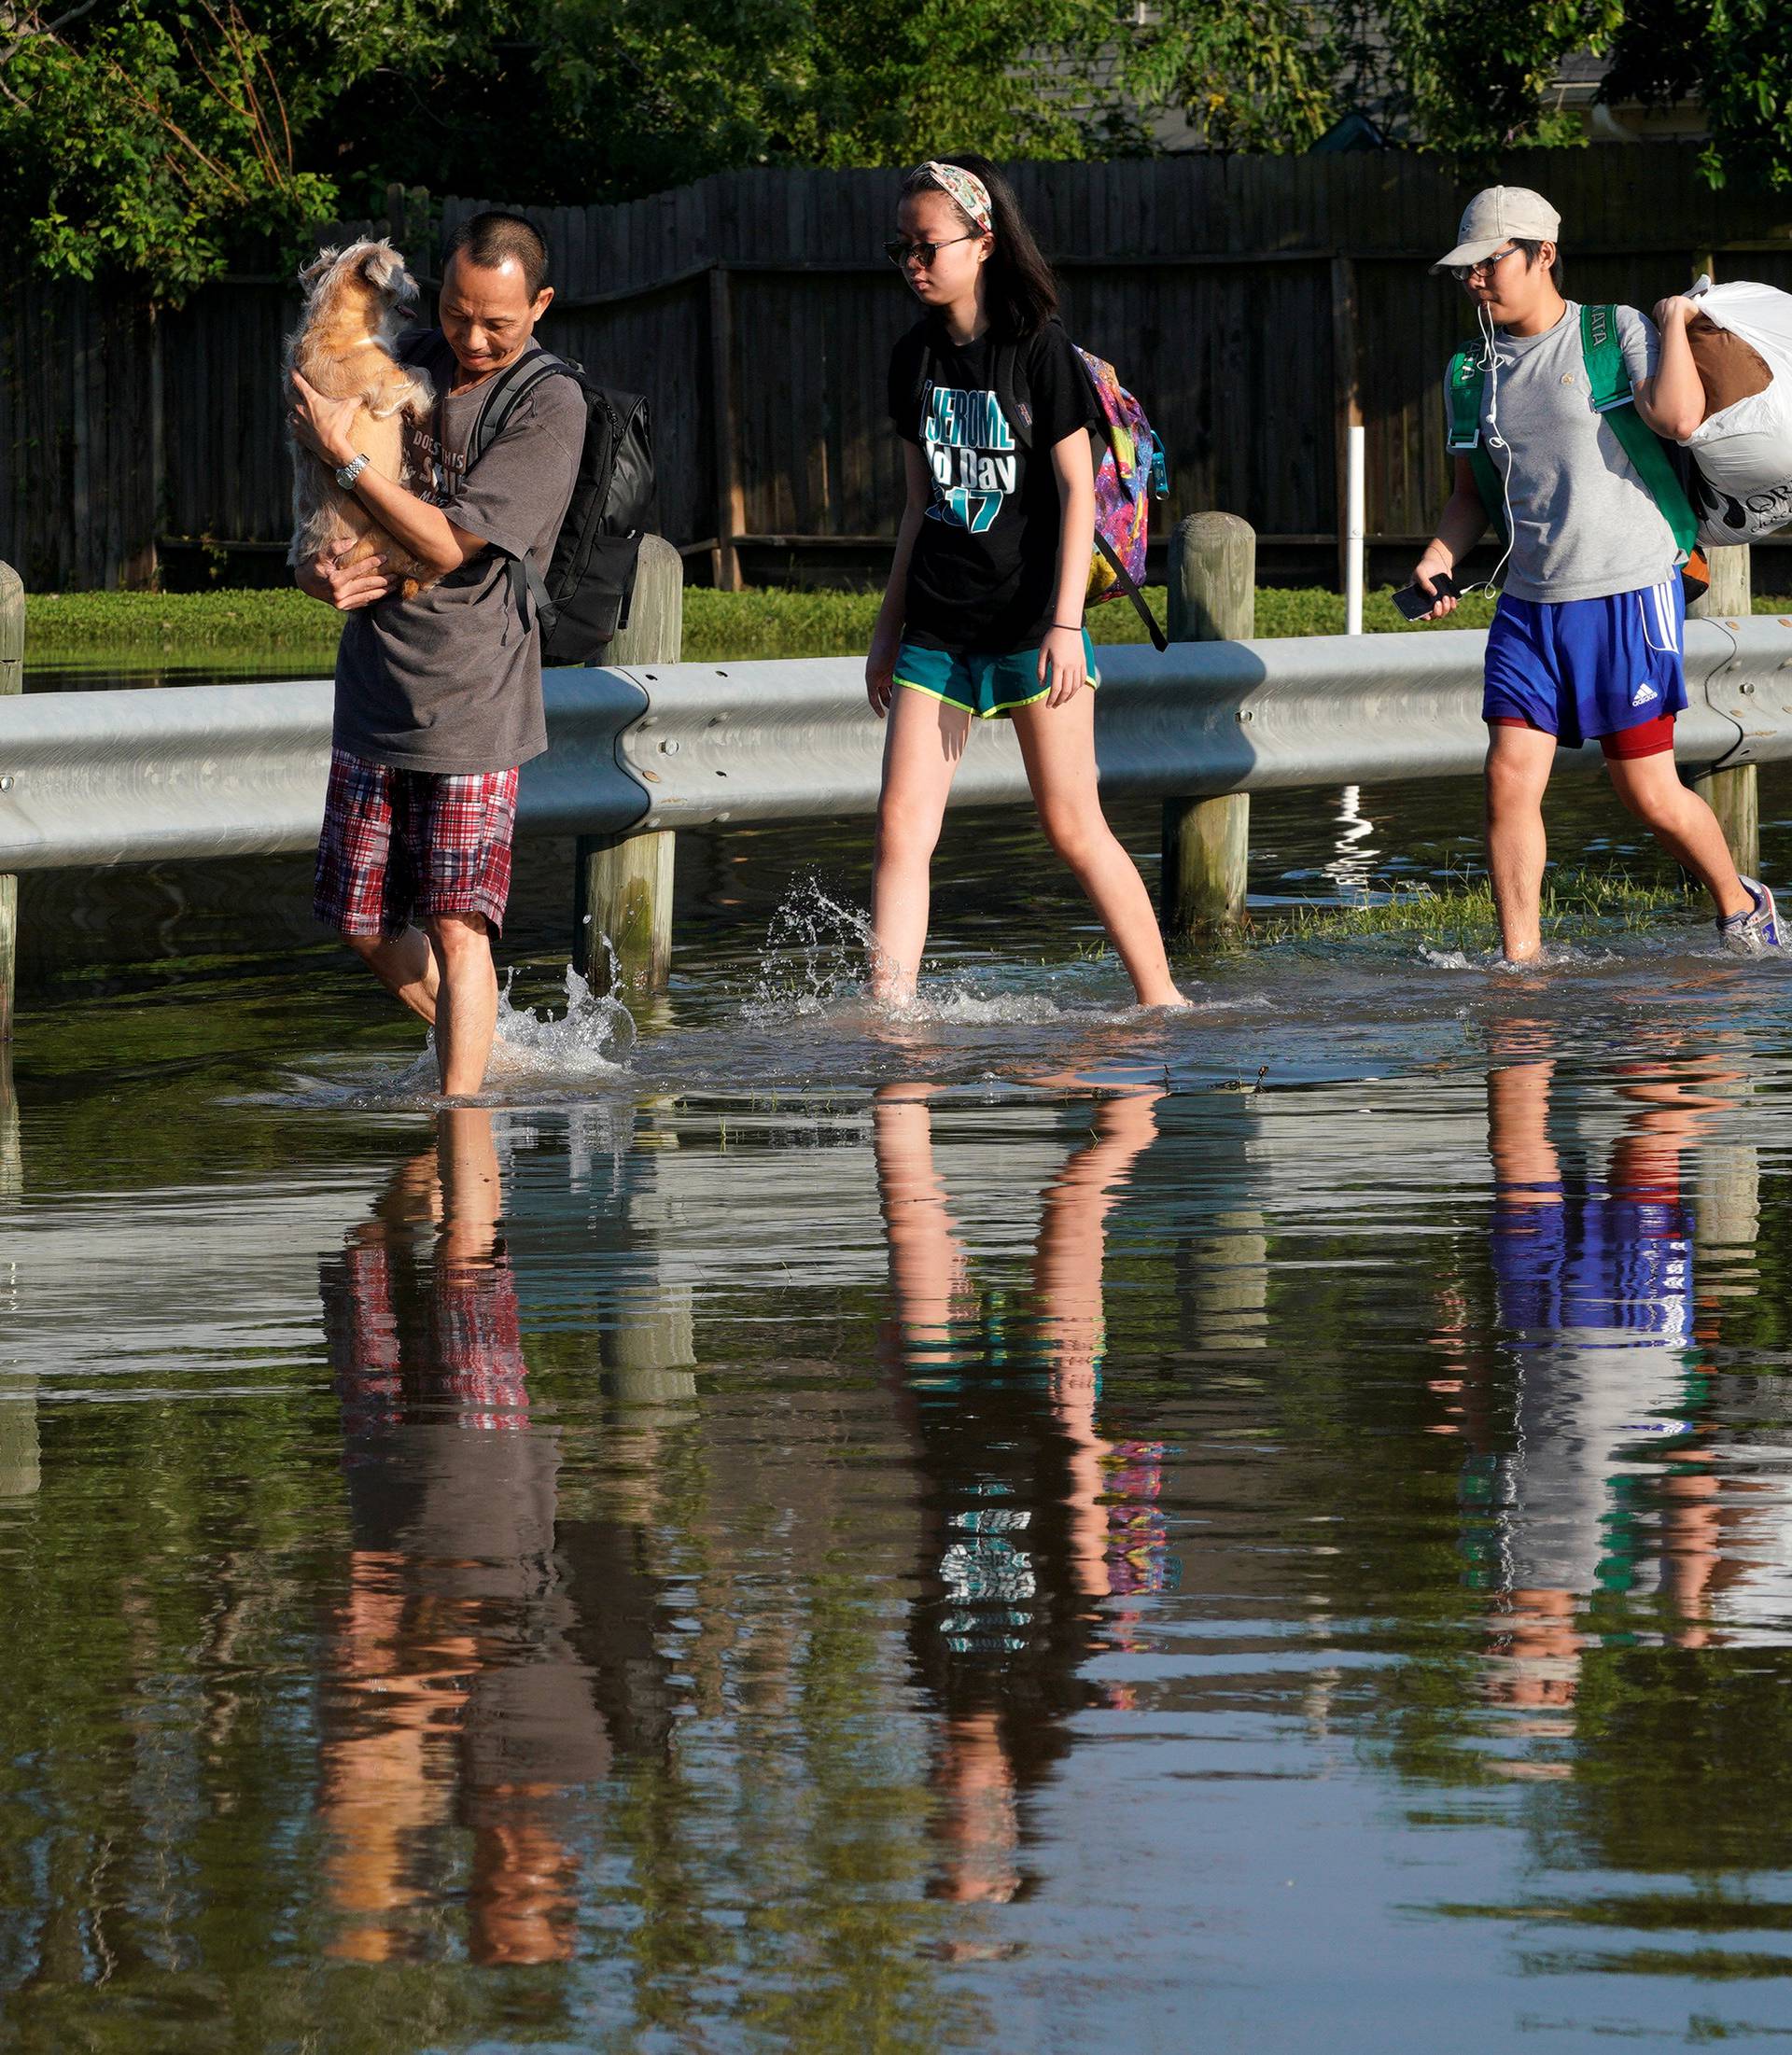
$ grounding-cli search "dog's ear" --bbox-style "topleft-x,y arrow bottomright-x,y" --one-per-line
298,245 -> 341,293
357,240 -> 417,303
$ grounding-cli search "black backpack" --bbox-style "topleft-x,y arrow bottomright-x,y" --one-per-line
458,347 -> 656,663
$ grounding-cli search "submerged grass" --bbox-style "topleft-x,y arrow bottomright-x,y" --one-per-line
1266,868 -> 1686,952
1049,870 -> 1684,966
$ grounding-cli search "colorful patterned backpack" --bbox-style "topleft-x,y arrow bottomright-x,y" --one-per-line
995,329 -> 1172,650
909,316 -> 1172,650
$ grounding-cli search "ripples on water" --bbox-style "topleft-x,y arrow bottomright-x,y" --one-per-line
7,748 -> 1792,2048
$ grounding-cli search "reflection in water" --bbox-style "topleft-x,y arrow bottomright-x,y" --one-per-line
874,1086 -> 1170,1909
16,997 -> 1792,2038
0,1049 -> 31,1501
1458,1052 -> 1762,1731
1322,783 -> 1380,896
318,1110 -> 672,1966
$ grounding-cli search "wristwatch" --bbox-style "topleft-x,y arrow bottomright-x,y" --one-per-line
335,452 -> 371,491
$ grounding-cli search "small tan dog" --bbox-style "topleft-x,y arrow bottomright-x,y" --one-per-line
286,240 -> 436,597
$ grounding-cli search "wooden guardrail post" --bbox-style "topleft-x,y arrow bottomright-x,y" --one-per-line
0,562 -> 21,1043
1161,513 -> 1253,933
1688,544 -> 1759,881
576,536 -> 683,993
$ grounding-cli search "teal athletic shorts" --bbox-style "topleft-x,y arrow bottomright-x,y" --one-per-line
893,628 -> 1099,720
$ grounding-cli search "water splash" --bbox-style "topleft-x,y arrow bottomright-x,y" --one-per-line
483,958 -> 637,1082
1420,942 -> 1620,974
882,985 -> 1080,1026
743,874 -> 1168,1029
746,875 -> 878,1019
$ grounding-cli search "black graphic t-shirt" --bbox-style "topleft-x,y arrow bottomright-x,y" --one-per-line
888,318 -> 1099,654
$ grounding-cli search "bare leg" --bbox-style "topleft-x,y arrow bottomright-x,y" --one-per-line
870,689 -> 970,1004
1033,1091 -> 1163,1600
345,925 -> 440,1023
1010,691 -> 1187,1007
872,1084 -> 973,1331
1484,724 -> 1558,962
1603,750 -> 1752,919
436,1106 -> 502,1268
425,913 -> 499,1097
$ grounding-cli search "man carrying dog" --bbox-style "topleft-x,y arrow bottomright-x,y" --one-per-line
1411,187 -> 1782,964
289,211 -> 584,1095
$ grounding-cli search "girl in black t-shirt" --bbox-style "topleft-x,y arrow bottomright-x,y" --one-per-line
866,154 -> 1188,1012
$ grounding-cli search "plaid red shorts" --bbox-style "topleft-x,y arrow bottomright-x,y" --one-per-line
314,748 -> 519,941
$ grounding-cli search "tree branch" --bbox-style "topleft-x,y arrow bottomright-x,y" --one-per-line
0,0 -> 105,73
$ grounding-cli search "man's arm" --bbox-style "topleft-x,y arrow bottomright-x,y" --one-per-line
1410,457 -> 1490,620
288,369 -> 486,579
1633,297 -> 1706,442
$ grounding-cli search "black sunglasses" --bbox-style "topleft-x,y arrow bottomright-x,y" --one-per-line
883,233 -> 979,269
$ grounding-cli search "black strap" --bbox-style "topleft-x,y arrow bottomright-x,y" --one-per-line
460,350 -> 573,635
469,351 -> 570,464
910,325 -> 1033,449
1094,530 -> 1168,651
994,340 -> 1031,450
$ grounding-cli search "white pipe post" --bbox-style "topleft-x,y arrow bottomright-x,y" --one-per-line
1345,424 -> 1365,636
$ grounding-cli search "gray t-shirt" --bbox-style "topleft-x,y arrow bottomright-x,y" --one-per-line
1473,301 -> 1681,604
333,335 -> 584,775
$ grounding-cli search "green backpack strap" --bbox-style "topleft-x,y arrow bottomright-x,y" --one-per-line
1444,344 -> 1508,543
1578,302 -> 1698,558
1445,346 -> 1483,452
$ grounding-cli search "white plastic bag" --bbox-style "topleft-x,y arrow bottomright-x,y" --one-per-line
1681,279 -> 1792,545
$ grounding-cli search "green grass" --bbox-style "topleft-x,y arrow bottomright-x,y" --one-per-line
1043,870 -> 1687,962
1267,868 -> 1686,951
22,581 -> 1792,667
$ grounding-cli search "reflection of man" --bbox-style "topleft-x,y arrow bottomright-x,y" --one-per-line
317,1111 -> 671,1964
874,1086 -> 1168,1906
1465,1058 -> 1729,1715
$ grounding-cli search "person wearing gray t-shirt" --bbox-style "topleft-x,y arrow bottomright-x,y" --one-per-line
1408,186 -> 1783,968
288,212 -> 583,1097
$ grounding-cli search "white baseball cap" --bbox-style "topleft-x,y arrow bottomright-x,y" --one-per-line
1433,187 -> 1561,272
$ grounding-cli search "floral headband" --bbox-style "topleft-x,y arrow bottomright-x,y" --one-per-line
917,160 -> 993,234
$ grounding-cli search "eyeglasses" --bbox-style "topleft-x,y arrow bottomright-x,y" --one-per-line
1449,244 -> 1525,284
884,233 -> 979,270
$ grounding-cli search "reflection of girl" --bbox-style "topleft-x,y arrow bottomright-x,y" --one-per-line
874,1086 -> 1165,1903
865,155 -> 1187,1012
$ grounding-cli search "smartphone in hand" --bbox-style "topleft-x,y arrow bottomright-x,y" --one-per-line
1392,573 -> 1458,622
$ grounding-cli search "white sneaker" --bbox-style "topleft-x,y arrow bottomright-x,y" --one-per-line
1718,876 -> 1784,957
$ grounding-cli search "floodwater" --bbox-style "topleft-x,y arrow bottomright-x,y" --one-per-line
7,663 -> 1792,2048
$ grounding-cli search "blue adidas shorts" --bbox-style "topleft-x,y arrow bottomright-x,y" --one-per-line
1482,574 -> 1688,751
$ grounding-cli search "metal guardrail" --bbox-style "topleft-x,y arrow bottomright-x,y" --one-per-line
0,671 -> 650,871
619,617 -> 1792,831
4,618 -> 1792,873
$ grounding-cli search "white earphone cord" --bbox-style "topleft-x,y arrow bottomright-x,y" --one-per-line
1457,301 -> 1517,599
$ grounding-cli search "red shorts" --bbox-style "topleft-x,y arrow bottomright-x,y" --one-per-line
314,748 -> 519,941
1489,711 -> 1676,760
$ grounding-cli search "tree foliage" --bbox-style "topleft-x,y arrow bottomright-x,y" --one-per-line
1605,0 -> 1792,192
1137,0 -> 1346,153
1377,0 -> 1627,154
2,0 -> 336,295
3,0 -> 1792,304
0,0 -> 1145,301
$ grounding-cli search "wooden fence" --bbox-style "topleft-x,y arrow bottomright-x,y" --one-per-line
7,144 -> 1792,593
